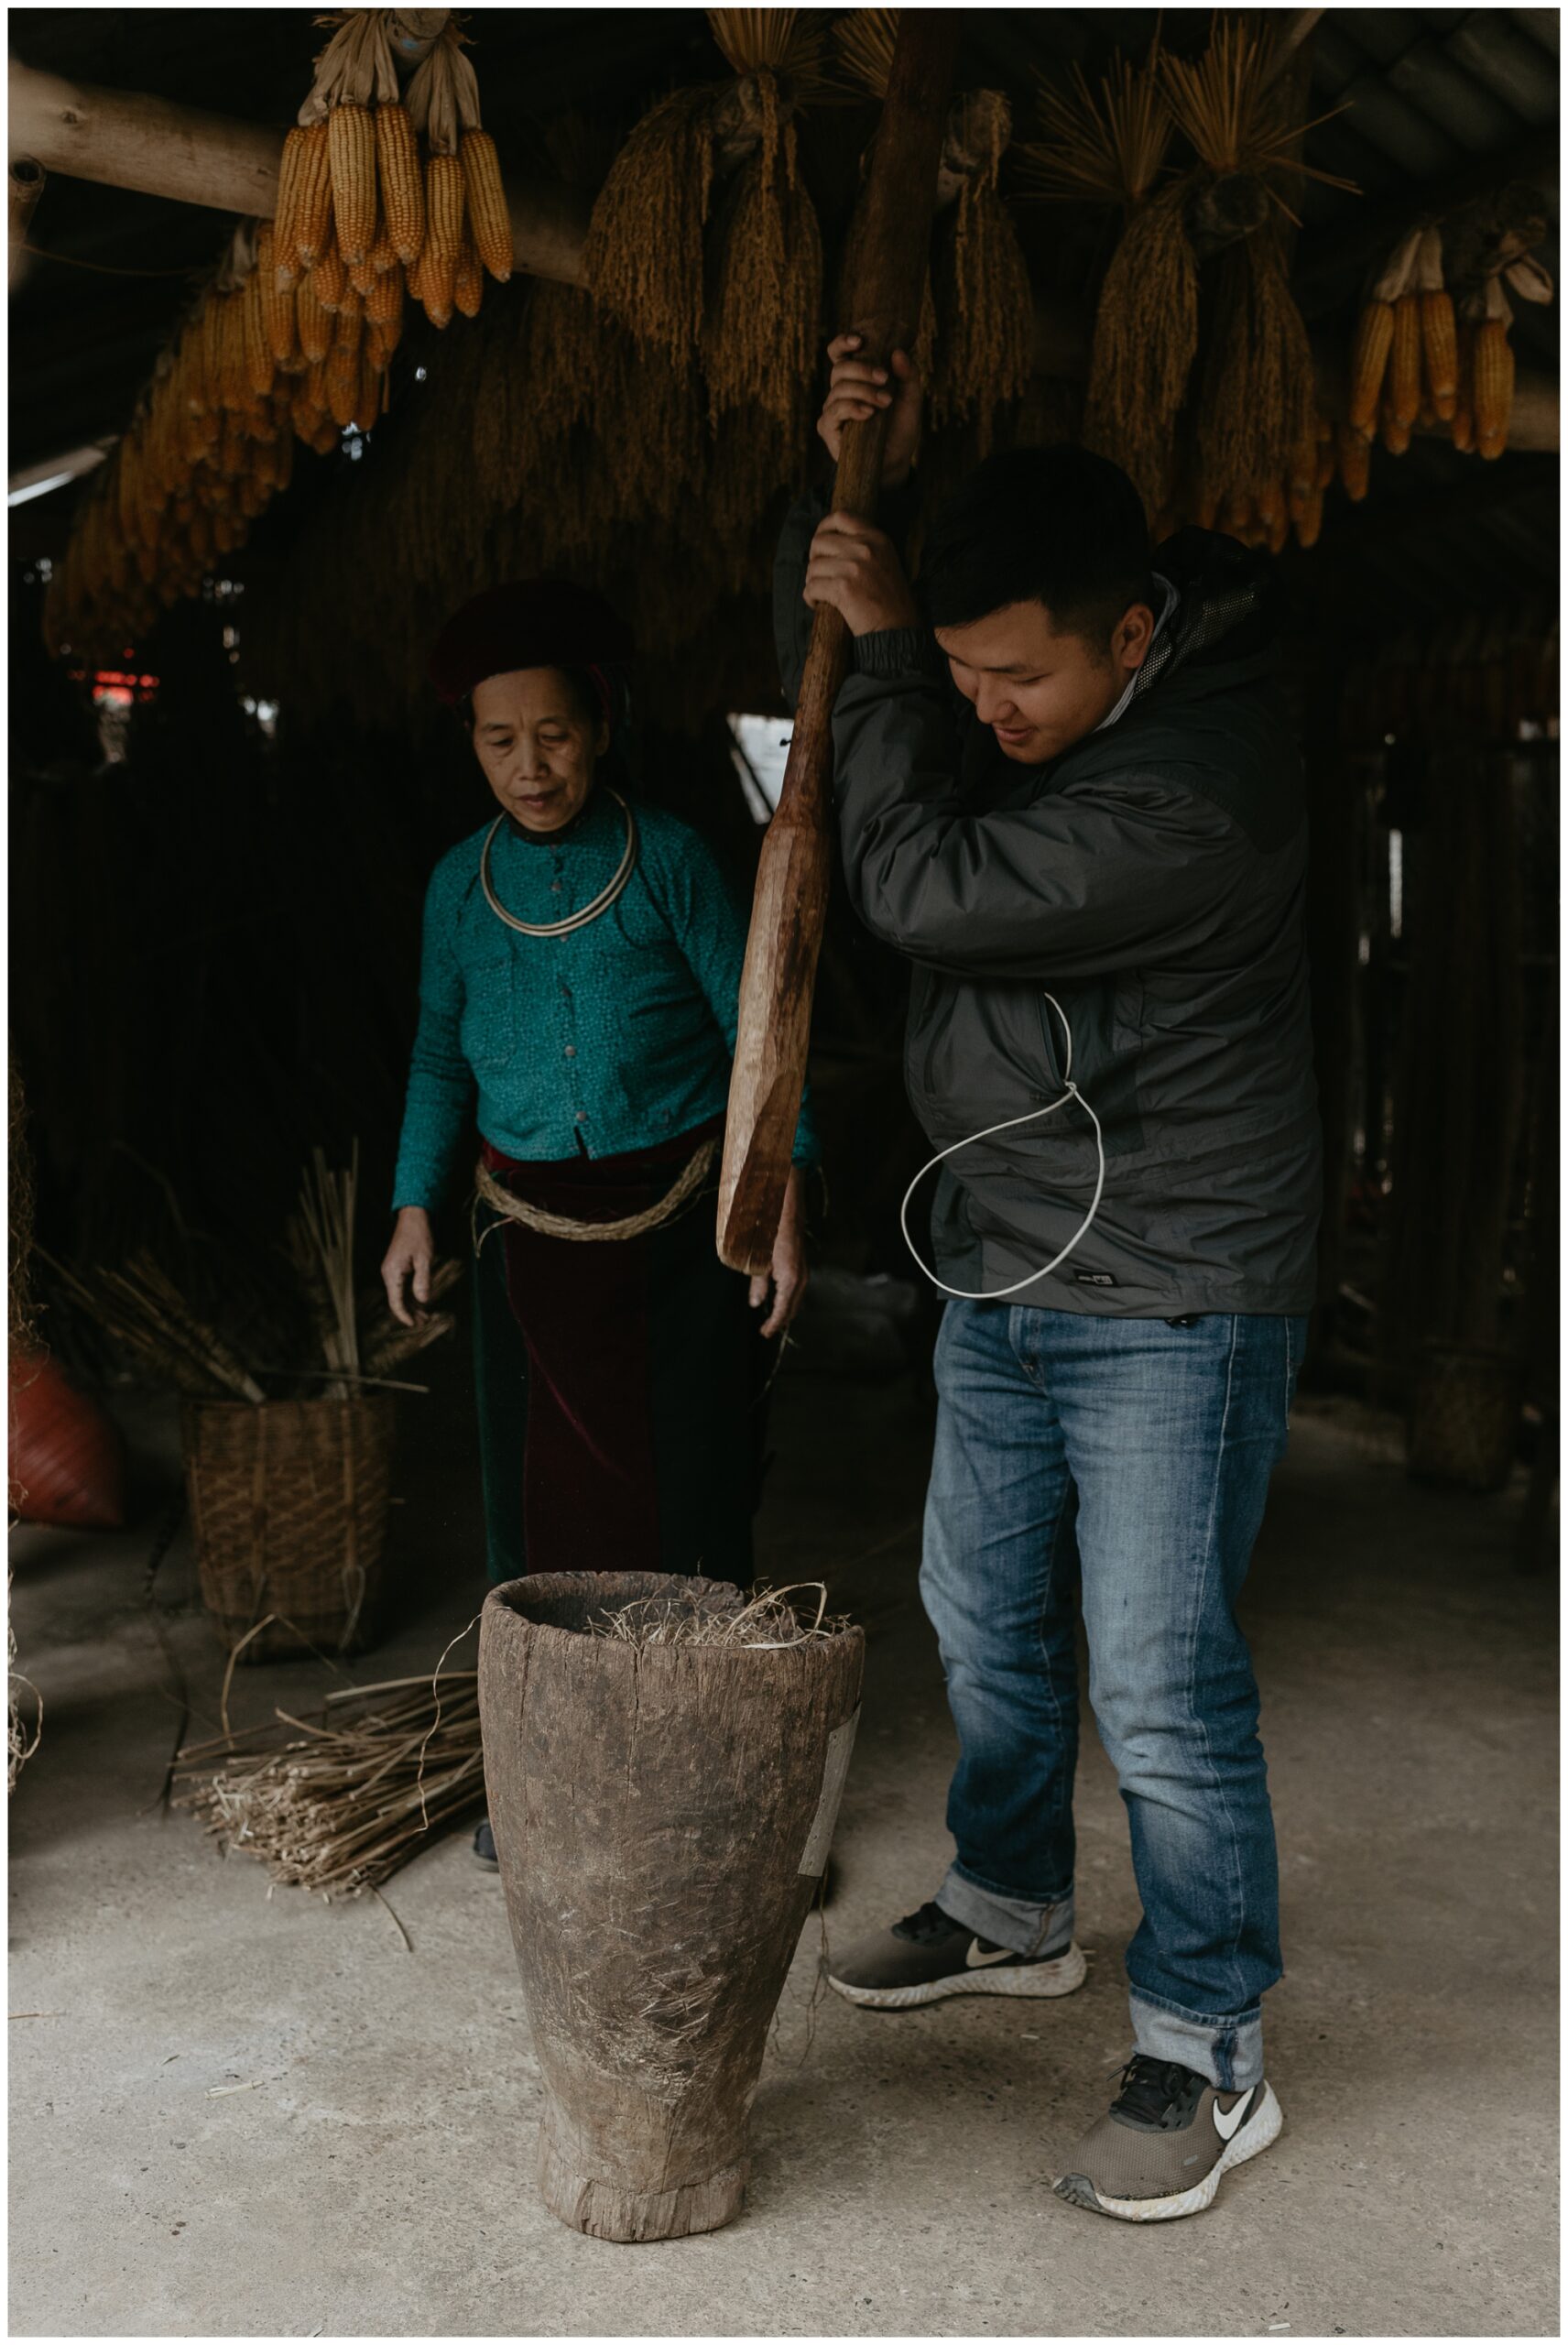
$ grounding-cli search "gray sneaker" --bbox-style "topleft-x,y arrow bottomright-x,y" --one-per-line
1054,2056 -> 1283,2221
828,1899 -> 1087,2009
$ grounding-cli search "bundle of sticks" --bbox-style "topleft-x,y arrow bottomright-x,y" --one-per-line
173,1667 -> 484,1899
45,1144 -> 461,1404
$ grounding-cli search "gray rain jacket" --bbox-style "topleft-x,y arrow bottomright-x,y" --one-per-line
774,494 -> 1322,1317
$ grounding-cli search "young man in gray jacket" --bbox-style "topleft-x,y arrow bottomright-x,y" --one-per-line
778,337 -> 1321,2223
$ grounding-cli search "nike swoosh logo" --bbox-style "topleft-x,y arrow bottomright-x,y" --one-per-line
964,1940 -> 1014,1969
1213,2089 -> 1257,2142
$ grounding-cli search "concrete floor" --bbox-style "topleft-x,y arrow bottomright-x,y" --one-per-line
8,1332 -> 1558,2339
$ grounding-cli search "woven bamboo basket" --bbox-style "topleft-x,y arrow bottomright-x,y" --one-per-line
180,1394 -> 397,1662
1406,1341 -> 1523,1495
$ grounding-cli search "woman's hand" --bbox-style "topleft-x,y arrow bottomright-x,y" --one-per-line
804,511 -> 920,638
382,1206 -> 435,1329
816,333 -> 922,486
750,1167 -> 809,1339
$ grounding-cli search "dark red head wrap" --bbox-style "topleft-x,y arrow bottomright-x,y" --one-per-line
428,579 -> 635,717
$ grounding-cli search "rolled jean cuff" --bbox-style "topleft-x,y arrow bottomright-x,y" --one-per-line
937,1866 -> 1076,1960
1128,1991 -> 1264,2093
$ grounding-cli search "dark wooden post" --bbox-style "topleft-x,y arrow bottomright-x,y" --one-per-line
716,12 -> 963,1273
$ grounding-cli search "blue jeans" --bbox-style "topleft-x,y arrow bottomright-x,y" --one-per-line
920,1302 -> 1306,2092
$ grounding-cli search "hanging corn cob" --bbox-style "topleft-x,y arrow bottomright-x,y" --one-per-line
297,268 -> 334,365
43,217 -> 358,661
295,12 -> 398,268
275,123 -> 333,277
419,152 -> 465,324
1347,299 -> 1395,439
407,20 -> 511,322
49,7 -> 536,655
1385,290 -> 1421,437
453,237 -> 485,320
329,102 -> 379,267
1347,228 -> 1419,439
257,224 -> 299,367
1470,278 -> 1516,461
1378,398 -> 1412,458
376,102 -> 426,265
1443,213 -> 1552,459
460,130 -> 512,283
1335,420 -> 1371,503
1415,227 -> 1457,420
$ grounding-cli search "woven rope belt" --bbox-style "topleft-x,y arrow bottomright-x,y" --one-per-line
473,1138 -> 721,1248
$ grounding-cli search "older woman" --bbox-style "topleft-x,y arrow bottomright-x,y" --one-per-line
382,579 -> 813,1607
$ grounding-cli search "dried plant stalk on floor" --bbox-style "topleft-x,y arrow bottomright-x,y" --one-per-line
174,1668 -> 484,1898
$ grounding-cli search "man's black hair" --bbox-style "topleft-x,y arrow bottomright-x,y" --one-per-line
919,444 -> 1154,649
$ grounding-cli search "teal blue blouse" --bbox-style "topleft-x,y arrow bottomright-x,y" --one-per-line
392,790 -> 819,1211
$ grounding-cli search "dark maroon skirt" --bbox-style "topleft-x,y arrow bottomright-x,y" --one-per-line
471,1118 -> 772,1582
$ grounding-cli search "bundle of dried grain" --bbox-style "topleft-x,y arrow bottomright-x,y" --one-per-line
174,1668 -> 485,1896
841,8 -> 1033,442
1020,44 -> 1191,514
701,118 -> 822,430
1160,17 -> 1352,522
472,113 -> 623,514
699,408 -> 799,596
46,1151 -> 460,1408
1083,180 -> 1196,514
581,88 -> 718,354
1193,231 -> 1316,518
582,5 -> 832,553
927,91 -> 1032,454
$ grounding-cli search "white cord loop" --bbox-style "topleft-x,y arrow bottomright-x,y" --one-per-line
899,992 -> 1107,1303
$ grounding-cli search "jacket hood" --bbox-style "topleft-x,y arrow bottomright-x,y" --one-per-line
1131,529 -> 1281,708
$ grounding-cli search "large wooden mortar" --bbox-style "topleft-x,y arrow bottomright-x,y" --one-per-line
478,1571 -> 864,2242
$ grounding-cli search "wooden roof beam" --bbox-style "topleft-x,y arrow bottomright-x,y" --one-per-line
7,56 -> 592,284
9,59 -> 1557,453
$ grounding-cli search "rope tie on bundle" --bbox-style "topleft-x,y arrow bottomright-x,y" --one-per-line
473,1139 -> 721,1249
